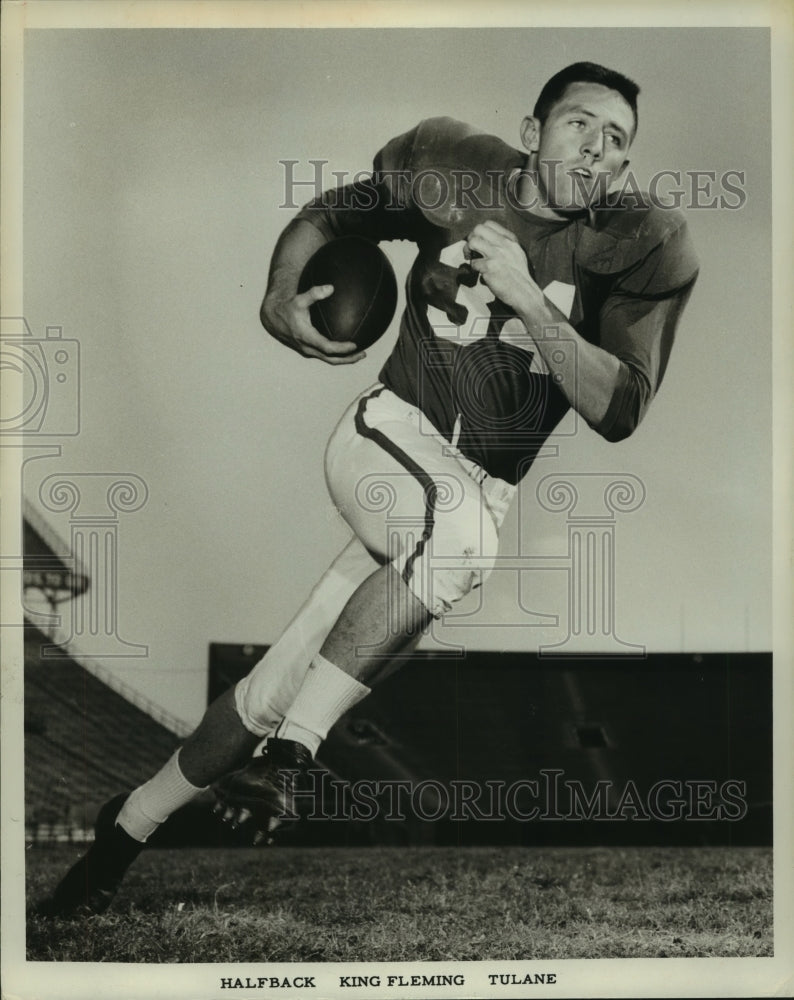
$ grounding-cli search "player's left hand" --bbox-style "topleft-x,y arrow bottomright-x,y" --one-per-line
465,221 -> 546,319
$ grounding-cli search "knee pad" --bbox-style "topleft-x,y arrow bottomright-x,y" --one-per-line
234,675 -> 280,738
399,503 -> 499,618
233,654 -> 312,738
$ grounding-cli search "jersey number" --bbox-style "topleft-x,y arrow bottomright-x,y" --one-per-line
425,240 -> 576,373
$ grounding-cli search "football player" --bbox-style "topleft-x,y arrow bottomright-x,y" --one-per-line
45,62 -> 698,917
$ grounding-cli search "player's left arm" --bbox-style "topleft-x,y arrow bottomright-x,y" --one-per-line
467,219 -> 698,438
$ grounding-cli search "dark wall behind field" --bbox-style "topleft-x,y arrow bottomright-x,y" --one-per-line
209,646 -> 772,847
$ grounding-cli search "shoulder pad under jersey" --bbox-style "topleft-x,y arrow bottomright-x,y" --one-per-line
577,201 -> 699,294
408,117 -> 523,174
376,117 -> 524,229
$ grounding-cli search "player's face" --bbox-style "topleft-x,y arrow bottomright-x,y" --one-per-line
521,82 -> 634,214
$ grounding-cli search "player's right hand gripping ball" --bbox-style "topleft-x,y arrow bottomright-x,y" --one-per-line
298,235 -> 398,350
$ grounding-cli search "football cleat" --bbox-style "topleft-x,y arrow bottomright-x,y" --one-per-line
213,738 -> 314,842
40,793 -> 144,919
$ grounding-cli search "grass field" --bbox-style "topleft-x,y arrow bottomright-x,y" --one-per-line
25,844 -> 772,962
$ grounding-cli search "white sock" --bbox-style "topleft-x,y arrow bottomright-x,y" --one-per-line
117,750 -> 208,843
276,653 -> 370,758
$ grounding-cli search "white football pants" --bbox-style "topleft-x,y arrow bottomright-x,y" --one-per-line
235,385 -> 515,737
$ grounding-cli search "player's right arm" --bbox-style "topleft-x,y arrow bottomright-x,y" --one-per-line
260,218 -> 367,365
262,121 -> 429,364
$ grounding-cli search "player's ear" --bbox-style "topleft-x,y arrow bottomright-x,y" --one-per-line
520,115 -> 541,153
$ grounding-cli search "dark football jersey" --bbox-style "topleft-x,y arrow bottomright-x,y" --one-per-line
296,117 -> 699,484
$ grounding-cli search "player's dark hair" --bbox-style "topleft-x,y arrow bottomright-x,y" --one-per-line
534,62 -> 640,137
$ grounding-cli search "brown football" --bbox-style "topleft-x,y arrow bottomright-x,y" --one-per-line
298,235 -> 398,349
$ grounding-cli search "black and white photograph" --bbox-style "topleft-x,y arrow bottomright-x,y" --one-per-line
1,2 -> 791,998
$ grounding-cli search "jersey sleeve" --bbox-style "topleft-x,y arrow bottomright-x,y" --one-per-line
593,219 -> 699,442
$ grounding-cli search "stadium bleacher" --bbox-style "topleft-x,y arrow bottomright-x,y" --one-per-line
24,624 -> 181,841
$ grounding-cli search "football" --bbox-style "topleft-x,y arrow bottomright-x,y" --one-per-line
298,235 -> 398,350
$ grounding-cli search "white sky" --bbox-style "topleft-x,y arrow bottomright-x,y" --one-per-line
19,26 -> 772,726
